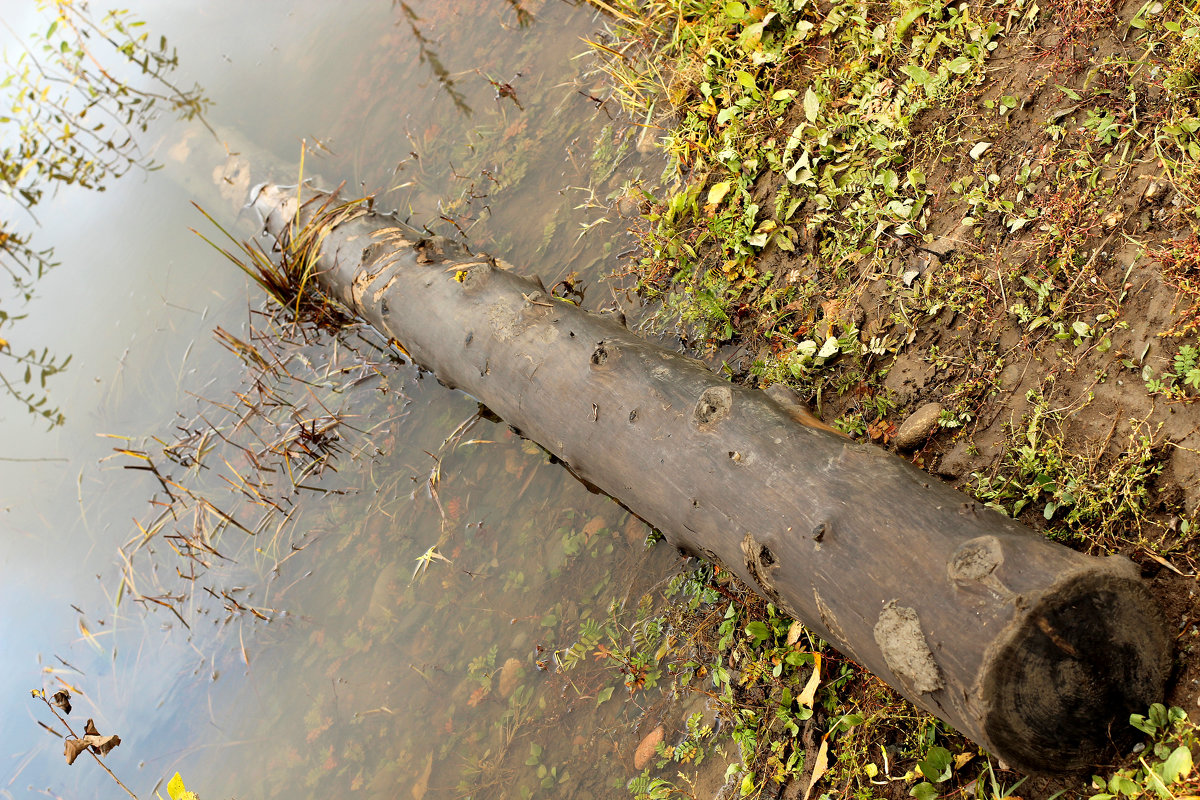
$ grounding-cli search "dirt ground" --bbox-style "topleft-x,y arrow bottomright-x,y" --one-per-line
607,0 -> 1200,795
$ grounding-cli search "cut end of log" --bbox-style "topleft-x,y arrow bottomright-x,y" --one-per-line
980,560 -> 1170,772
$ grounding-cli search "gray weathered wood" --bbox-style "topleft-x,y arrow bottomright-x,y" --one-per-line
251,184 -> 1170,773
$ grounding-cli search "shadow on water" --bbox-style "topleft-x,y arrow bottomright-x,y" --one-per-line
9,1 -> 726,799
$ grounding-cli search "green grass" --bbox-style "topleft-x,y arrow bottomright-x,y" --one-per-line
584,0 -> 1200,795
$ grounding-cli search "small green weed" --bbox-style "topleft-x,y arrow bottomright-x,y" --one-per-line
1143,343 -> 1200,399
589,0 -> 999,348
1089,704 -> 1197,799
970,391 -> 1164,545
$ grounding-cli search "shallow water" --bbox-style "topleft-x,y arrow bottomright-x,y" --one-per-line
0,2 -> 702,798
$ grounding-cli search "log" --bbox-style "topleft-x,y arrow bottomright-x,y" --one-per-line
250,184 -> 1169,773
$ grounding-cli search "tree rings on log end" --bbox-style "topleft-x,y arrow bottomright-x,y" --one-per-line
874,602 -> 944,695
980,561 -> 1170,772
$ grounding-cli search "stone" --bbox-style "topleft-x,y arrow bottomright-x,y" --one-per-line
633,725 -> 664,769
498,657 -> 524,699
893,402 -> 943,450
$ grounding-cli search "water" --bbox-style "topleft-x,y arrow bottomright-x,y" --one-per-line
0,2 -> 713,798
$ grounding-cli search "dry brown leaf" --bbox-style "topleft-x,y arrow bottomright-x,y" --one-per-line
411,751 -> 433,800
87,733 -> 121,757
582,516 -> 606,540
797,653 -> 822,708
803,738 -> 829,800
51,689 -> 72,714
63,738 -> 89,765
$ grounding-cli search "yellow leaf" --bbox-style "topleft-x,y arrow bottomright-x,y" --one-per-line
803,737 -> 829,800
706,180 -> 732,209
167,772 -> 186,800
798,653 -> 822,708
78,619 -> 103,653
412,752 -> 433,800
0,337 -> 8,350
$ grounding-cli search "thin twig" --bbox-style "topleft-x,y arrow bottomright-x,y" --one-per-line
35,694 -> 138,800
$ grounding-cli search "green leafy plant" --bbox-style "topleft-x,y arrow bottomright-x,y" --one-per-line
1089,704 -> 1197,799
970,392 -> 1163,544
1144,344 -> 1200,399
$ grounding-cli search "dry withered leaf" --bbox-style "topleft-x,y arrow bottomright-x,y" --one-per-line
88,733 -> 121,757
64,719 -> 122,764
497,657 -> 524,699
581,516 -> 606,541
51,689 -> 72,714
64,738 -> 90,765
803,737 -> 829,800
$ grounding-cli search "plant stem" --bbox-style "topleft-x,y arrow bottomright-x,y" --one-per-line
37,694 -> 139,800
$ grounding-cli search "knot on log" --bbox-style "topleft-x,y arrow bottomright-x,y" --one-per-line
947,536 -> 1013,598
742,532 -> 782,606
591,341 -> 617,367
454,260 -> 493,291
693,386 -> 732,428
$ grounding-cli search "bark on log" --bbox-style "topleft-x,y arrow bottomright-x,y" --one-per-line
251,184 -> 1169,773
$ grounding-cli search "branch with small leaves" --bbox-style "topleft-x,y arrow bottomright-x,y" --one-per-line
30,688 -> 138,800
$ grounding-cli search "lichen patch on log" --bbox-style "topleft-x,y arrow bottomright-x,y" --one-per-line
874,602 -> 944,694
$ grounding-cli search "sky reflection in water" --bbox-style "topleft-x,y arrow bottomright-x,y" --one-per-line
1,2 -> 684,798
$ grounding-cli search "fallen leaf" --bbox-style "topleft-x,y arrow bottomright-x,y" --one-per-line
498,657 -> 524,698
582,516 -> 606,541
798,654 -> 822,708
804,86 -> 820,122
624,516 -> 646,546
803,737 -> 829,800
700,179 -> 729,208
412,751 -> 433,800
51,689 -> 72,714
